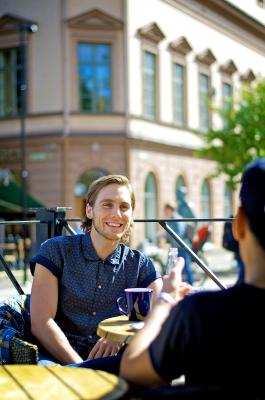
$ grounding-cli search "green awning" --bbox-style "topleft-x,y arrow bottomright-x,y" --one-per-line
0,181 -> 44,211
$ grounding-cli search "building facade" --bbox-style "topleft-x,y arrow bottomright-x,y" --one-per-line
0,0 -> 265,247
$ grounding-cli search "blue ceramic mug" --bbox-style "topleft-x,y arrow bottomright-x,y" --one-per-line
117,288 -> 153,321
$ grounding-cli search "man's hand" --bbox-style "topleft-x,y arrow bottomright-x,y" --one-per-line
88,338 -> 122,359
162,257 -> 191,302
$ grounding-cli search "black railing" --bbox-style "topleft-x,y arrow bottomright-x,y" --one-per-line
0,208 -> 234,294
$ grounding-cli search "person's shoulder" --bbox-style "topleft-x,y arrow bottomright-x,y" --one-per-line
41,234 -> 82,249
180,286 -> 235,309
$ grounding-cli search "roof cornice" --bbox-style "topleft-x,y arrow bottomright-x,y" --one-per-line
194,0 -> 265,41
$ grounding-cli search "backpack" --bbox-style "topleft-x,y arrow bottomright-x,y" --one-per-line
222,221 -> 238,253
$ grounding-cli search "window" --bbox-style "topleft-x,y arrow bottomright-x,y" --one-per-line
173,64 -> 185,126
196,48 -> 216,132
139,22 -> 164,120
169,36 -> 192,127
199,73 -> 210,131
224,184 -> 233,217
144,173 -> 157,243
74,167 -> 108,196
223,82 -> 232,105
74,167 -> 109,218
223,82 -> 232,126
77,43 -> 112,112
143,51 -> 156,119
201,180 -> 211,219
0,47 -> 21,117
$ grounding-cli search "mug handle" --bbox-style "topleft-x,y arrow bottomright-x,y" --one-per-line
117,296 -> 128,316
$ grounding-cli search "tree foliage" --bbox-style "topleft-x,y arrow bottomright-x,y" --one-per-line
196,80 -> 265,189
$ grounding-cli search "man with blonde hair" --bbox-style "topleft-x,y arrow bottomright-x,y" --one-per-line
30,174 -> 162,365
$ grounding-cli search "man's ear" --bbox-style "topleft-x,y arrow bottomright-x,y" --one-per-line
233,206 -> 246,241
86,203 -> 93,219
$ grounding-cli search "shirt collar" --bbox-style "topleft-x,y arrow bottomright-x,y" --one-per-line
81,233 -> 122,265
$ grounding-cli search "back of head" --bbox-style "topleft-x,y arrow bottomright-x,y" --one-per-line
240,157 -> 265,250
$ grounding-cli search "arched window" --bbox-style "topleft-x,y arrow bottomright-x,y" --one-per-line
201,180 -> 211,219
74,168 -> 109,217
224,183 -> 233,217
144,173 -> 157,243
74,168 -> 109,197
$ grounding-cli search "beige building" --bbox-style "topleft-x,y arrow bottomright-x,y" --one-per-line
0,0 -> 265,247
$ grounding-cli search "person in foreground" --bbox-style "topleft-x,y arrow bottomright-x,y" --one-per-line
30,175 -> 162,365
120,157 -> 265,396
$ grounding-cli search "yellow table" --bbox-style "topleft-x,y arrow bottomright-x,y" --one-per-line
0,365 -> 128,399
97,315 -> 136,344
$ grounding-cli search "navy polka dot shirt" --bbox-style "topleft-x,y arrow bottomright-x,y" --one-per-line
30,233 -> 160,358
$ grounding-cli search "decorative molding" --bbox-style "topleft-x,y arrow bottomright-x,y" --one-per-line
0,13 -> 37,35
68,9 -> 123,30
138,22 -> 165,43
240,68 -> 256,82
169,36 -> 192,55
219,59 -> 237,75
193,0 -> 265,42
195,48 -> 216,65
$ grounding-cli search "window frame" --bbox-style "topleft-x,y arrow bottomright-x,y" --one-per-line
172,60 -> 187,127
198,69 -> 211,132
77,42 -> 112,113
0,28 -> 33,119
142,47 -> 158,120
138,23 -> 165,121
0,47 -> 22,117
69,25 -> 123,113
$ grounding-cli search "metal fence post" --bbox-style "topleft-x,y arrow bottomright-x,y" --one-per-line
35,207 -> 71,250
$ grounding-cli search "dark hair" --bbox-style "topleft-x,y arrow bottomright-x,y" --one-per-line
240,157 -> 265,251
81,174 -> 135,244
164,203 -> 175,211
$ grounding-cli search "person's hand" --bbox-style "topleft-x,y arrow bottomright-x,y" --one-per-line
87,338 -> 122,359
162,257 -> 192,302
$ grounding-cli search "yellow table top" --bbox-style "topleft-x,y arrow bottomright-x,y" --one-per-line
97,315 -> 136,344
0,365 -> 128,399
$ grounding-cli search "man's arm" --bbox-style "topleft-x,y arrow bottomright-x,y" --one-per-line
30,264 -> 83,364
120,257 -> 190,387
120,298 -> 174,386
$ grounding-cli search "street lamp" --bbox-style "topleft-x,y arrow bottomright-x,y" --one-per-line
19,21 -> 38,284
19,21 -> 38,220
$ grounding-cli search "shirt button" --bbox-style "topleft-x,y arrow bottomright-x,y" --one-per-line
88,335 -> 93,339
98,284 -> 102,289
92,311 -> 96,316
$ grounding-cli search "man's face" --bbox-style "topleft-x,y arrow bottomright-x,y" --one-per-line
86,184 -> 133,242
164,207 -> 174,218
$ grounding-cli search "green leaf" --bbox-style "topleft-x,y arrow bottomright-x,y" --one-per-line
196,80 -> 265,188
